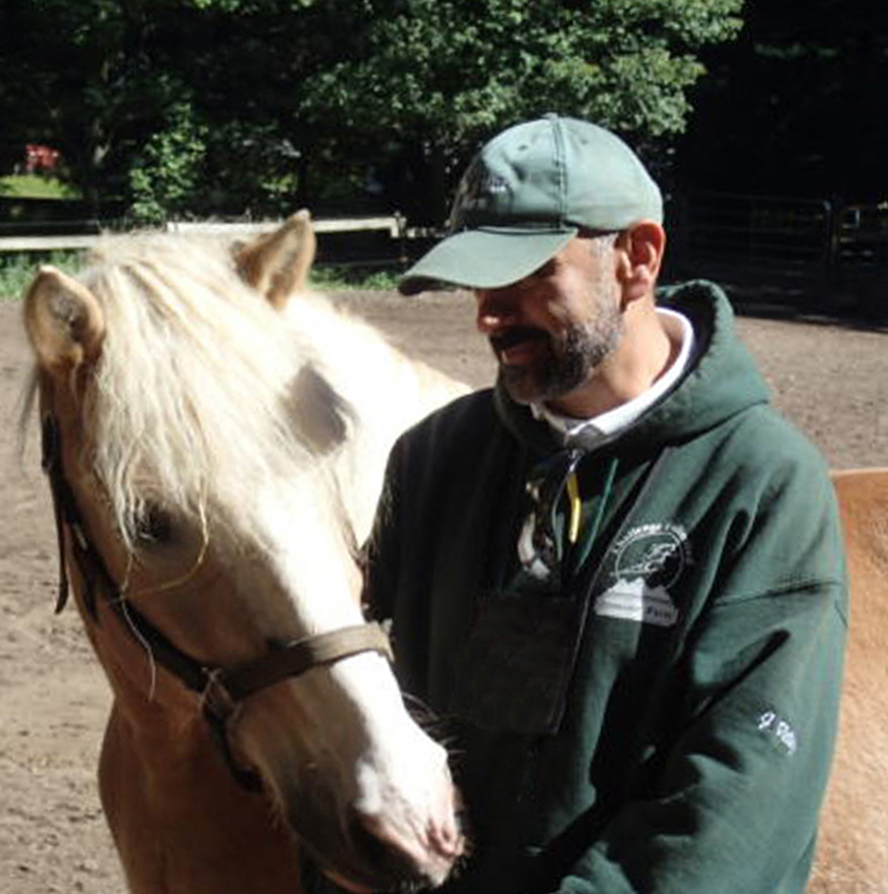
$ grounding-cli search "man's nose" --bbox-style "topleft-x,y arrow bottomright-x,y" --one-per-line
475,288 -> 518,334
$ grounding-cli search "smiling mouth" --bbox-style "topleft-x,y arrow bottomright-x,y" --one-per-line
489,327 -> 547,364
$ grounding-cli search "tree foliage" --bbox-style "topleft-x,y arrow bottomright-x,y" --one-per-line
0,0 -> 743,222
306,0 -> 743,138
300,0 -> 743,219
129,101 -> 209,225
0,0 -> 325,217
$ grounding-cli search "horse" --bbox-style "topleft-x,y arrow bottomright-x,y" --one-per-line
22,213 -> 887,893
809,468 -> 888,893
21,211 -> 469,894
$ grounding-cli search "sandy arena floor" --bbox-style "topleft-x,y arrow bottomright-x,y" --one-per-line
1,286 -> 886,893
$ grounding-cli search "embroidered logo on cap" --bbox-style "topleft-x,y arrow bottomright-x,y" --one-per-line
450,161 -> 510,227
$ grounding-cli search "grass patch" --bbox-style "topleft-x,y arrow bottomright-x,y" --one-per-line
310,264 -> 402,292
1,256 -> 404,301
0,175 -> 81,200
0,250 -> 84,301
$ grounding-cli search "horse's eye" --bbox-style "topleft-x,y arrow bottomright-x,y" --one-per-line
133,504 -> 174,545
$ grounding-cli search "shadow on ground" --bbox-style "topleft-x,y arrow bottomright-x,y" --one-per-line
663,271 -> 888,334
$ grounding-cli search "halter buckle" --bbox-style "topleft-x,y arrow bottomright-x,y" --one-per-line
200,667 -> 238,723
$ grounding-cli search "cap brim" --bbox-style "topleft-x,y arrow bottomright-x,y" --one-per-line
399,227 -> 577,296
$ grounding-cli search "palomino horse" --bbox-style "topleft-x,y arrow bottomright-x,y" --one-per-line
22,212 -> 468,894
809,468 -> 888,893
23,213 -> 886,893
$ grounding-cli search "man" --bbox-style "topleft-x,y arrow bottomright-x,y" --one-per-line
365,115 -> 848,893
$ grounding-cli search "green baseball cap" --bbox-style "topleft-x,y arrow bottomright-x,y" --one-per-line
399,114 -> 663,295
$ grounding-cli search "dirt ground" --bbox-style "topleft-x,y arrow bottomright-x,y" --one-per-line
1,286 -> 886,894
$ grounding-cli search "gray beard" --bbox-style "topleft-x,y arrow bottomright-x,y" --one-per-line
500,312 -> 623,406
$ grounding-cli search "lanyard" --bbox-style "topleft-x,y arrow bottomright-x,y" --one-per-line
567,455 -> 619,576
515,450 -> 619,588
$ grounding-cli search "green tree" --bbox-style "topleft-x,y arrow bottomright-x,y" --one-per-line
300,0 -> 744,221
0,0 -> 180,215
0,0 -> 327,219
0,0 -> 744,223
129,100 -> 209,225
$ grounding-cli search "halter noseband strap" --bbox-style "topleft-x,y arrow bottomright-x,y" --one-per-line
212,623 -> 394,705
39,412 -> 393,791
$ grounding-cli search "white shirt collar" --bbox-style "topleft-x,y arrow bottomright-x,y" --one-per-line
531,308 -> 695,450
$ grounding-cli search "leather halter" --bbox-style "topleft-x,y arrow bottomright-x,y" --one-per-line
40,412 -> 393,790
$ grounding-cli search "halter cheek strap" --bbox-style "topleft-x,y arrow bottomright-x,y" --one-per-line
39,411 -> 394,792
42,414 -> 98,618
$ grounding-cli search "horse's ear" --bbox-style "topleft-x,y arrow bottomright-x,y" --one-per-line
235,209 -> 317,309
23,265 -> 105,373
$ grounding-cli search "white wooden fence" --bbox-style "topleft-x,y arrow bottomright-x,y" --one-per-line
0,215 -> 407,253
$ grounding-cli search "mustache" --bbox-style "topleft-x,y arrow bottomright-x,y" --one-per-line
489,326 -> 548,353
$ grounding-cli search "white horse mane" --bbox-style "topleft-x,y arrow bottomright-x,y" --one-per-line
72,234 -> 353,551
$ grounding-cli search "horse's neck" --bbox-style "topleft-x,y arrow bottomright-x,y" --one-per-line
284,291 -> 465,412
77,590 -> 303,893
101,703 -> 303,894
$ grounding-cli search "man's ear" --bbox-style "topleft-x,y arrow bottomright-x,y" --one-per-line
615,221 -> 666,305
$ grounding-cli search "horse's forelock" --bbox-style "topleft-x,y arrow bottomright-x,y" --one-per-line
78,236 -> 348,550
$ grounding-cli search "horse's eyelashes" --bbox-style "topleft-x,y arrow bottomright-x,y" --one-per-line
134,504 -> 174,545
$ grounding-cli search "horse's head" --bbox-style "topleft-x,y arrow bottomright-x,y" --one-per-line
22,213 -> 464,891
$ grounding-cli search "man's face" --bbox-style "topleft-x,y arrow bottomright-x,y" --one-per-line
474,234 -> 624,412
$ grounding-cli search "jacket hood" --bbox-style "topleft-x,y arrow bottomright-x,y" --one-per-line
495,280 -> 771,456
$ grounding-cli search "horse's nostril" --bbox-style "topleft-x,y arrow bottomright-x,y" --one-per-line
347,816 -> 425,891
352,807 -> 463,890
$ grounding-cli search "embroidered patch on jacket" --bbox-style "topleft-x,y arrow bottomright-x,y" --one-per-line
757,710 -> 798,755
594,523 -> 691,627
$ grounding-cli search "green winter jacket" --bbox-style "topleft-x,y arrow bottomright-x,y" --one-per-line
365,281 -> 848,894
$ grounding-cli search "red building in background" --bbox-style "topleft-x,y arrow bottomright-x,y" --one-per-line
24,144 -> 60,175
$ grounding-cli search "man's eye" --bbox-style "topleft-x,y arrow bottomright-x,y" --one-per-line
133,505 -> 174,545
